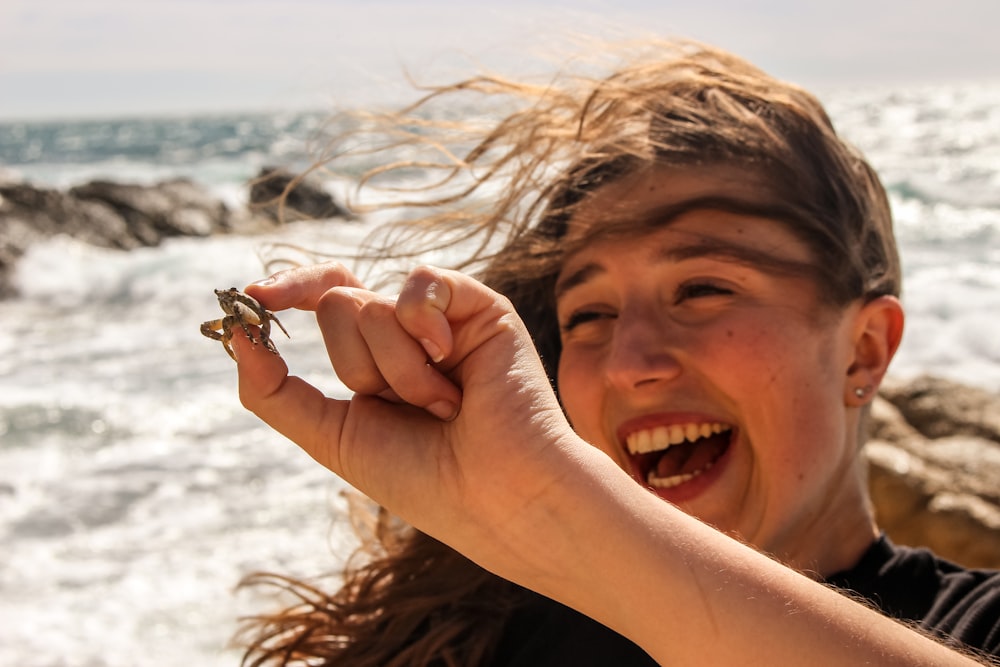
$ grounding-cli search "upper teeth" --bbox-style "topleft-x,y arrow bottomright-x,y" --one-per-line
625,423 -> 729,454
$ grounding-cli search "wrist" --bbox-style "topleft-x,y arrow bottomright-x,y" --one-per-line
472,434 -> 659,611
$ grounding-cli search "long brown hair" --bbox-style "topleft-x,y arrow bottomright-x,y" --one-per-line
236,38 -> 901,665
236,498 -> 523,666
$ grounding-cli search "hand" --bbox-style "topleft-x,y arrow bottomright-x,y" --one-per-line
235,263 -> 578,576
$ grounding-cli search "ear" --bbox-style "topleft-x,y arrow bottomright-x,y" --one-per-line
844,296 -> 904,406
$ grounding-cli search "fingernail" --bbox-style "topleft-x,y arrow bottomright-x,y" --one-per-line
251,273 -> 279,287
420,338 -> 445,363
427,400 -> 458,421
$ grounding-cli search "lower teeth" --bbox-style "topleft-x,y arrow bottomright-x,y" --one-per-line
648,461 -> 715,489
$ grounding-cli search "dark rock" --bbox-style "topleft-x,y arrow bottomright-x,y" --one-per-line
0,177 -> 279,297
866,378 -> 1000,569
249,166 -> 351,223
0,181 -> 136,249
0,171 -> 352,298
70,178 -> 231,242
0,181 -> 138,297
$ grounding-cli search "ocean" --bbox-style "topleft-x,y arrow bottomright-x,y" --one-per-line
2,80 -> 999,666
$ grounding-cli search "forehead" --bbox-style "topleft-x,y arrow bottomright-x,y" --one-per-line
556,165 -> 817,290
564,164 -> 782,237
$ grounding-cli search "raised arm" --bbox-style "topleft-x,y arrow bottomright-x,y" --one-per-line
235,264 -> 988,667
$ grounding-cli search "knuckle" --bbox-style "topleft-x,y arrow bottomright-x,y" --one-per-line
316,286 -> 352,316
357,298 -> 396,329
338,364 -> 389,395
317,261 -> 357,285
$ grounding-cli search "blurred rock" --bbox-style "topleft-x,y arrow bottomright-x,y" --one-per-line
866,376 -> 1000,569
1,181 -> 135,298
0,176 -> 295,298
880,375 -> 1000,441
249,166 -> 352,223
70,178 -> 231,243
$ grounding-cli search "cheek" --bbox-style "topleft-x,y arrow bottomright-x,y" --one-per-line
725,317 -> 823,382
557,351 -> 601,436
738,328 -> 851,469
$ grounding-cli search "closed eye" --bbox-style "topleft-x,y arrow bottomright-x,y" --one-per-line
561,309 -> 615,332
674,281 -> 734,304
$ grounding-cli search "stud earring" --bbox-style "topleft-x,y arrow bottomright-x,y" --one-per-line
854,385 -> 872,398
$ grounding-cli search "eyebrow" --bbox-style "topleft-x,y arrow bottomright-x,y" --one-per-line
554,196 -> 816,298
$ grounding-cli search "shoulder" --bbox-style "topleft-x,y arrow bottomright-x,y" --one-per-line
897,544 -> 1000,656
828,535 -> 1000,656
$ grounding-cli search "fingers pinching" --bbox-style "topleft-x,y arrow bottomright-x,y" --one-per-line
242,265 -> 501,427
245,262 -> 365,312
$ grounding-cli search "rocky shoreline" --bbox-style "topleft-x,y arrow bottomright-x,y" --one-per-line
868,375 -> 1000,569
2,172 -> 997,568
0,167 -> 350,298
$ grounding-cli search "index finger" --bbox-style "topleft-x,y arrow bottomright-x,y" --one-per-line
244,262 -> 364,312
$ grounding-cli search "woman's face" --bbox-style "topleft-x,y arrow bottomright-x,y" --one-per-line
554,166 -> 876,572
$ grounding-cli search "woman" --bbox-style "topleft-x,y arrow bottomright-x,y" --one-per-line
231,41 -> 1000,665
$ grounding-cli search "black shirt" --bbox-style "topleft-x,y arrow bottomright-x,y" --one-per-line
826,535 -> 1000,657
491,536 -> 1000,665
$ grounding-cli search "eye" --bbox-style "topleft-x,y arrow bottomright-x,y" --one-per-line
560,309 -> 615,333
674,280 -> 734,304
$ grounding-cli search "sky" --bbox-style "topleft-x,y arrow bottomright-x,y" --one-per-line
1,0 -> 999,120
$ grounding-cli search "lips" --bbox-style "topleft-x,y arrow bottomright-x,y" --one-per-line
624,422 -> 733,490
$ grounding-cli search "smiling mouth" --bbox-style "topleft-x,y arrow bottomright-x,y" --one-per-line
625,422 -> 733,489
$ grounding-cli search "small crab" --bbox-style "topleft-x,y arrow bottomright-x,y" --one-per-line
200,287 -> 289,361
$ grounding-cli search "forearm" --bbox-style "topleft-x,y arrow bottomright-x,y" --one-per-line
508,441 -> 985,667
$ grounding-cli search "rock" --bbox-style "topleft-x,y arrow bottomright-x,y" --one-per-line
0,168 -> 354,297
866,378 -> 1000,569
0,181 -> 136,249
0,181 -> 139,297
0,177 -> 278,298
249,166 -> 352,222
880,375 -> 1000,442
70,178 -> 233,243
0,170 -> 352,298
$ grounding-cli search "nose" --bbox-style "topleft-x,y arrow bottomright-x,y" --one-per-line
604,305 -> 683,390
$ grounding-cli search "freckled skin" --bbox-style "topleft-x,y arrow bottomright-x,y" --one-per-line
200,287 -> 289,361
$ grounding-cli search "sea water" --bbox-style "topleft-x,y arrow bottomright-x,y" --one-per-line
1,81 -> 999,666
